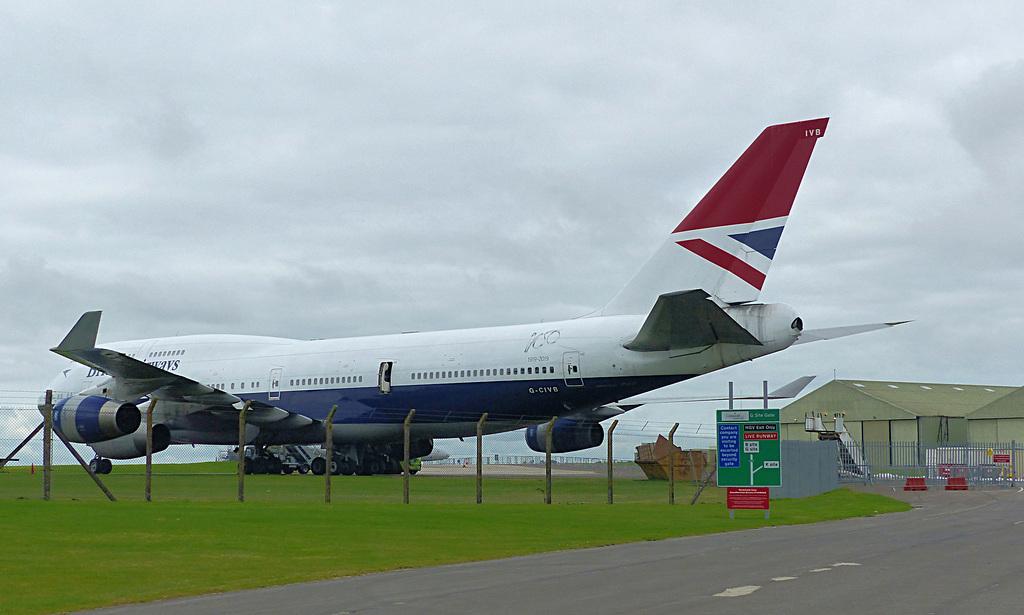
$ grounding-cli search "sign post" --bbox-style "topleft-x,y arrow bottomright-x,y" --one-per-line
717,409 -> 781,519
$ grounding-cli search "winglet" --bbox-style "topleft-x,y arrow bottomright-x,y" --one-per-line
52,311 -> 102,352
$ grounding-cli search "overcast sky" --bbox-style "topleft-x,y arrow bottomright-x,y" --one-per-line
3,2 -> 1024,448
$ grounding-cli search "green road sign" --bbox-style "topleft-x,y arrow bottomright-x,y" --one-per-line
716,409 -> 781,487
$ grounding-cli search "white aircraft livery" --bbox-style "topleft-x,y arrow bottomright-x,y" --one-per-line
43,117 -> 895,476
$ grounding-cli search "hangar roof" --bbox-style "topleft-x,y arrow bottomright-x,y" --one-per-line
782,379 -> 1017,422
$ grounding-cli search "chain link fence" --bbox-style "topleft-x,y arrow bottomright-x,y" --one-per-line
858,440 -> 1021,488
1,391 -> 722,504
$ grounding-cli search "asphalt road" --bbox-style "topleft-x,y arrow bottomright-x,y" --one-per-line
80,487 -> 1024,615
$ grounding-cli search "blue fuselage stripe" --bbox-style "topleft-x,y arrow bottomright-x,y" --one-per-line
239,375 -> 689,424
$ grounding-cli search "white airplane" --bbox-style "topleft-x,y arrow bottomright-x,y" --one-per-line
43,117 -> 896,475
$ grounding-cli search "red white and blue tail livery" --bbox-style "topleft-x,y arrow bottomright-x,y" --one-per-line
43,118 -> 898,475
600,118 -> 828,314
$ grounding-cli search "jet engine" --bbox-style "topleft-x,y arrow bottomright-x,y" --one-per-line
90,423 -> 171,460
525,419 -> 604,454
51,395 -> 141,443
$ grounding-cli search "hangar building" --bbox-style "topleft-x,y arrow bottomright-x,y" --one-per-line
780,379 -> 1024,445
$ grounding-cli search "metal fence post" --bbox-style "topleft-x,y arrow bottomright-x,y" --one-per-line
325,405 -> 338,503
237,401 -> 251,503
145,397 -> 157,502
607,419 -> 618,505
668,422 -> 679,505
41,390 -> 52,501
545,416 -> 557,505
1013,440 -> 1017,489
403,409 -> 415,504
476,413 -> 487,504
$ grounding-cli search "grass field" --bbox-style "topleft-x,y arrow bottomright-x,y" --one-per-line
0,461 -> 713,504
0,466 -> 912,615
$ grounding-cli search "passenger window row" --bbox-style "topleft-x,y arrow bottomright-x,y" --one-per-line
411,365 -> 555,381
149,349 -> 185,358
288,375 -> 363,387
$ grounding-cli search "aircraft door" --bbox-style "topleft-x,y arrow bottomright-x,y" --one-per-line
378,361 -> 394,394
269,368 -> 283,401
562,351 -> 583,387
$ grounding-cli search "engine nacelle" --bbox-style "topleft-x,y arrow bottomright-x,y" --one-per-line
386,438 -> 434,460
525,419 -> 604,454
90,424 -> 171,460
52,395 -> 141,443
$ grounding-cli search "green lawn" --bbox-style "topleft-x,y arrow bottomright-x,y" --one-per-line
0,486 -> 910,615
1,461 -> 725,504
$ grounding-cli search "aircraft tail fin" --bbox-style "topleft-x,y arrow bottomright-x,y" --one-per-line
597,118 -> 828,315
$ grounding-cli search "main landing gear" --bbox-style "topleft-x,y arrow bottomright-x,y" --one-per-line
310,446 -> 402,477
88,457 -> 113,474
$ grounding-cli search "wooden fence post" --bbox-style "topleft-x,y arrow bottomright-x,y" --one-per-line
237,401 -> 251,502
476,413 -> 487,504
403,409 -> 416,504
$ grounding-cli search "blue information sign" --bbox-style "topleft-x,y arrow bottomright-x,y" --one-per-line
717,423 -> 741,469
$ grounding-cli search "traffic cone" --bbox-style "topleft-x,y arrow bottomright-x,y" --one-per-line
31,463 -> 34,474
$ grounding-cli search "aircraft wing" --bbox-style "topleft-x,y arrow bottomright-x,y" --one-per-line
51,311 -> 239,405
794,321 -> 909,344
624,290 -> 761,352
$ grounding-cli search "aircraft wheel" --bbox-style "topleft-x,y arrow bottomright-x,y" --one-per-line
310,457 -> 326,475
243,457 -> 254,475
253,457 -> 269,474
269,457 -> 283,474
89,458 -> 100,474
101,458 -> 113,474
369,456 -> 385,475
298,464 -> 309,475
339,458 -> 356,476
283,465 -> 294,475
330,460 -> 341,475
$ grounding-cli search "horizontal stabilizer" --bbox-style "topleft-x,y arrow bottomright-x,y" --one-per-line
795,321 -> 909,345
622,375 -> 815,405
624,290 -> 761,352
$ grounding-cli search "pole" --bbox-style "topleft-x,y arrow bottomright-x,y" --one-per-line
476,413 -> 487,504
763,380 -> 769,409
325,405 -> 338,503
545,416 -> 557,505
41,390 -> 53,500
607,420 -> 618,505
237,401 -> 251,503
403,409 -> 416,504
668,422 -> 679,505
144,397 -> 157,502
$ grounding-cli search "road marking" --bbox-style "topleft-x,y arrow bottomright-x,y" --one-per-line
772,576 -> 798,581
810,568 -> 831,573
833,562 -> 861,567
715,585 -> 761,597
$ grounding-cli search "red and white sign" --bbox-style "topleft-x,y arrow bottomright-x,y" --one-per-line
993,454 -> 1011,464
727,487 -> 770,510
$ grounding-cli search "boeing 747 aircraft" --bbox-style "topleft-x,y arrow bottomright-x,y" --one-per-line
43,117 -> 895,475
